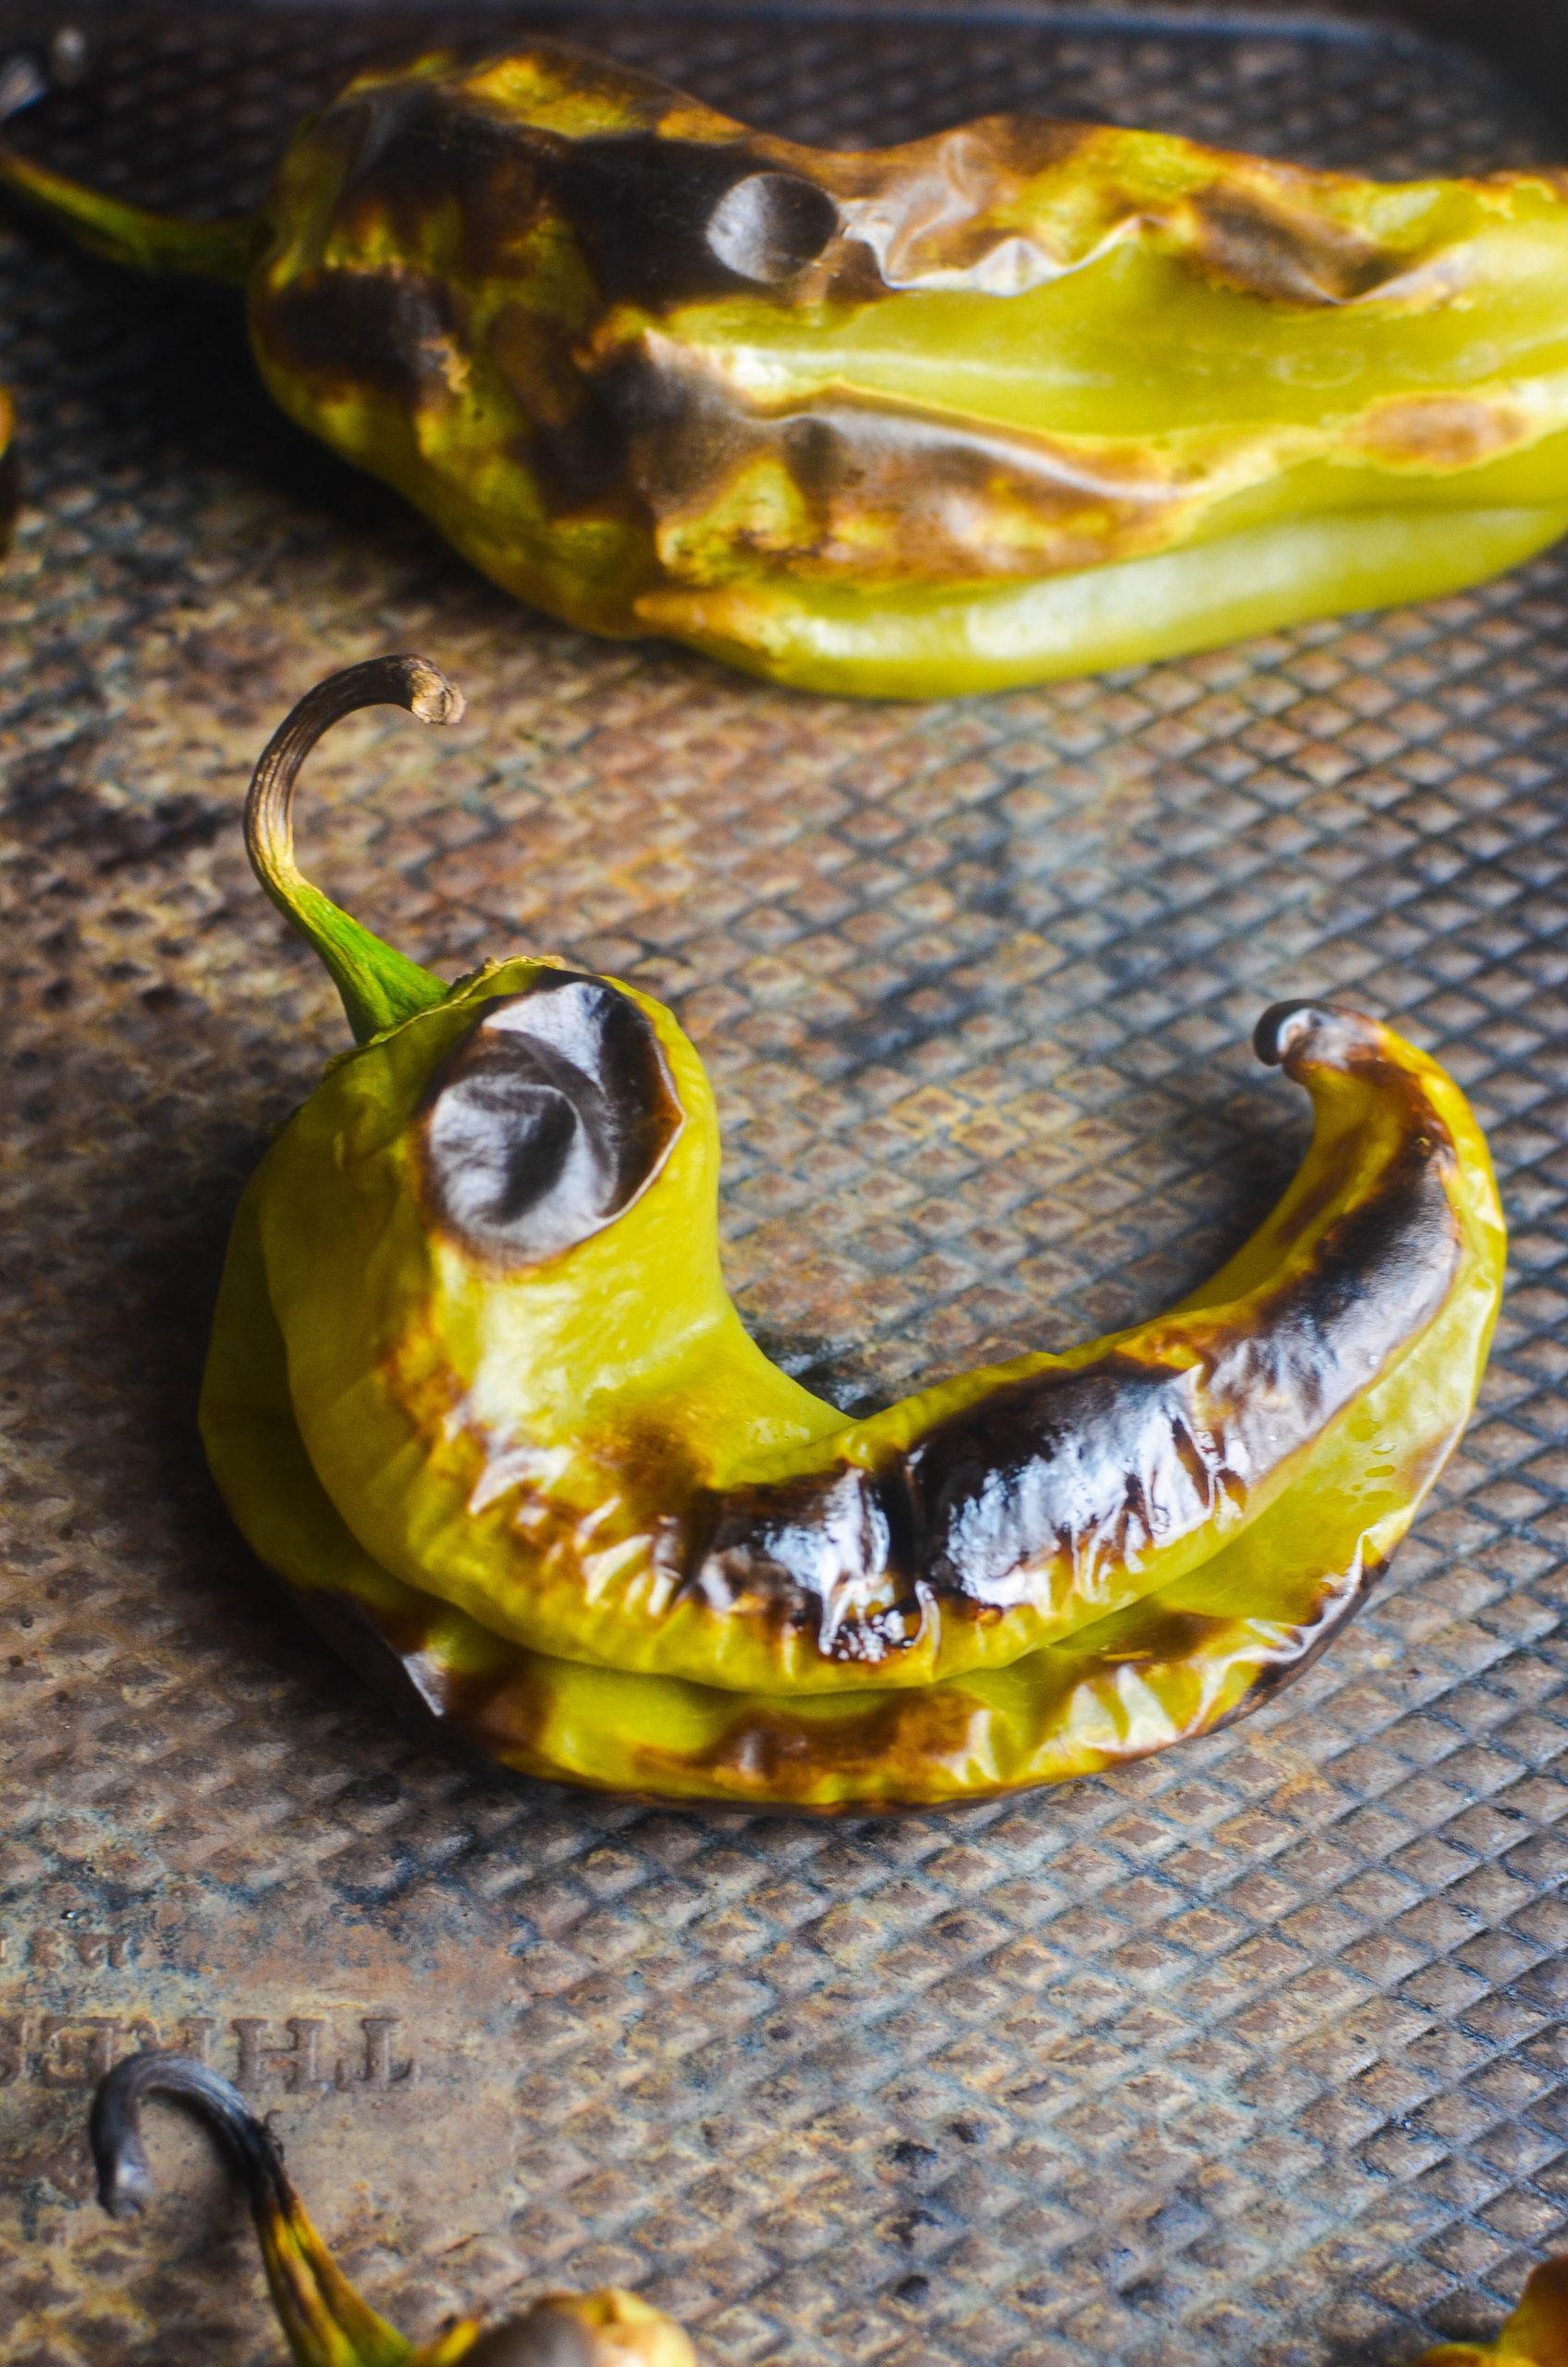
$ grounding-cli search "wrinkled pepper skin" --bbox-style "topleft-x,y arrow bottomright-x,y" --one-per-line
90,2052 -> 695,2367
87,2051 -> 1568,2364
197,660 -> 1505,1811
10,43 -> 1568,692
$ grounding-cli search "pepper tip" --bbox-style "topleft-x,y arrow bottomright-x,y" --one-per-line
1254,1000 -> 1318,1067
404,658 -> 465,728
98,2171 -> 151,2222
1253,999 -> 1384,1072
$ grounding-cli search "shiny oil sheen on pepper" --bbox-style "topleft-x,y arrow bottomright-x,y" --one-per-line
197,658 -> 1506,1811
88,2047 -> 1568,2366
6,40 -> 1568,693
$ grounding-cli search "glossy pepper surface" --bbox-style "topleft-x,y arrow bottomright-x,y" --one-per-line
8,41 -> 1568,693
198,659 -> 1505,1810
88,2049 -> 1568,2366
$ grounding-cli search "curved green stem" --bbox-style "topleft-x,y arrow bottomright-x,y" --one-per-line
0,140 -> 263,280
246,656 -> 466,1045
90,2051 -> 412,2367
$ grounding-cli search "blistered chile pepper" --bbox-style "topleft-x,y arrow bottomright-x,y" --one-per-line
8,40 -> 1568,691
194,658 -> 1505,1811
89,2050 -> 1568,2364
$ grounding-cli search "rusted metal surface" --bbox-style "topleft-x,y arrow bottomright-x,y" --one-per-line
2,3 -> 1567,2361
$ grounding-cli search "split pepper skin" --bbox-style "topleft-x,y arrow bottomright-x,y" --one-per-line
88,2049 -> 1568,2366
8,42 -> 1568,693
198,659 -> 1505,1811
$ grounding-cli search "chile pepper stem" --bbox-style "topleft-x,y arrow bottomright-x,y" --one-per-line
246,656 -> 465,1045
91,2051 -> 413,2367
0,140 -> 263,281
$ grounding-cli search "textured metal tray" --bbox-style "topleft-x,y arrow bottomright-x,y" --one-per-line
3,2 -> 1568,2361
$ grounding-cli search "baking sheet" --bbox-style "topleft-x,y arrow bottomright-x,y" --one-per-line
3,4 -> 1568,2361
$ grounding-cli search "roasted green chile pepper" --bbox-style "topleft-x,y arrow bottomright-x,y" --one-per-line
87,2051 -> 1568,2366
90,2052 -> 695,2367
9,40 -> 1568,692
198,659 -> 1504,1810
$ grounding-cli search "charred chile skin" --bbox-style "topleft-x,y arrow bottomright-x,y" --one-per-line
10,43 -> 1568,690
197,663 -> 1505,1810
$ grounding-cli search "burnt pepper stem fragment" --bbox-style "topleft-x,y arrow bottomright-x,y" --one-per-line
89,2053 -> 695,2367
91,2051 -> 410,2366
245,655 -> 463,1046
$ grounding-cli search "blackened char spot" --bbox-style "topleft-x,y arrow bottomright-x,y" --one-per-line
349,84 -> 517,189
693,1462 -> 928,1663
907,1356 -> 1235,1602
594,344 -> 1220,585
909,1124 -> 1457,1603
682,1098 -> 1458,1662
488,303 -> 628,513
328,80 -> 552,269
531,394 -> 629,514
1283,1118 -> 1452,1343
418,975 -> 683,1267
263,267 -> 464,408
557,135 -> 837,301
1186,186 -> 1398,305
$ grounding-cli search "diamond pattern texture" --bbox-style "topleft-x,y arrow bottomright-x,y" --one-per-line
2,5 -> 1568,2363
